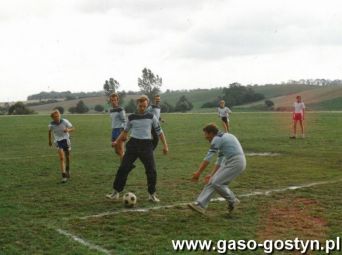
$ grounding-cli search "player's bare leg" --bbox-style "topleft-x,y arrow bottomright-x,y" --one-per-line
299,120 -> 304,138
114,141 -> 124,161
58,149 -> 67,182
65,150 -> 71,178
222,121 -> 228,133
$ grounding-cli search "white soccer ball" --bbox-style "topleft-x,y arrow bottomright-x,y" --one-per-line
123,192 -> 137,208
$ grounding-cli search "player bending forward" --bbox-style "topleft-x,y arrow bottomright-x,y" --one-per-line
48,109 -> 75,183
106,95 -> 169,202
189,123 -> 246,215
218,100 -> 232,133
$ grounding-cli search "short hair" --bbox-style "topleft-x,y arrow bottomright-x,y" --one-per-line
296,95 -> 301,99
136,95 -> 149,103
155,95 -> 160,98
50,109 -> 60,118
110,92 -> 119,99
219,100 -> 225,104
203,123 -> 219,135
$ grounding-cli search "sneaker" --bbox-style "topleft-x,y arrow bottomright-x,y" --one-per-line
148,193 -> 160,203
188,203 -> 206,215
289,136 -> 296,139
105,190 -> 120,200
61,172 -> 68,183
228,198 -> 240,213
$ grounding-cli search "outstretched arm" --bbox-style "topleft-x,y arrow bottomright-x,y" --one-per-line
159,132 -> 168,155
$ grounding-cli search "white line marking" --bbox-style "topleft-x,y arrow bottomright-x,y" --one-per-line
56,228 -> 111,255
0,151 -> 280,161
79,179 -> 341,220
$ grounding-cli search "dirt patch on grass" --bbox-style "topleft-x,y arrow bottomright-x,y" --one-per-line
257,198 -> 328,241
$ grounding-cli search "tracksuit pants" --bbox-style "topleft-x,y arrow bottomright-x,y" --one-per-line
113,138 -> 157,194
151,128 -> 159,150
197,155 -> 246,208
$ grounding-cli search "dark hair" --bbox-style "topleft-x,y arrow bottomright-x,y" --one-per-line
203,123 -> 219,135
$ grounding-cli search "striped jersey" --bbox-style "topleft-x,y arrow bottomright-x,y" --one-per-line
218,106 -> 232,118
124,111 -> 162,140
48,119 -> 73,142
147,104 -> 161,120
110,107 -> 126,129
204,132 -> 244,165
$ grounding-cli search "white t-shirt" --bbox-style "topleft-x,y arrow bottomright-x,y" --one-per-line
218,107 -> 232,118
293,102 -> 305,114
48,119 -> 73,142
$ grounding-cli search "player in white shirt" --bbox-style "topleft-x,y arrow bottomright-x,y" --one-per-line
290,96 -> 305,139
218,100 -> 232,133
48,109 -> 75,183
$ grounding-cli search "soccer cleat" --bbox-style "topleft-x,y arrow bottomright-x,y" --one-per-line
61,172 -> 68,183
289,136 -> 296,139
148,193 -> 160,203
188,203 -> 206,215
105,190 -> 120,200
228,198 -> 240,213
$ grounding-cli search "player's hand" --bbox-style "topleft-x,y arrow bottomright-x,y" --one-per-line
163,145 -> 169,155
112,141 -> 117,148
191,171 -> 200,182
64,128 -> 69,133
204,174 -> 211,184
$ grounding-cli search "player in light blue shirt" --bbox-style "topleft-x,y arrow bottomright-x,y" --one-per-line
147,95 -> 164,150
189,123 -> 246,215
109,93 -> 127,161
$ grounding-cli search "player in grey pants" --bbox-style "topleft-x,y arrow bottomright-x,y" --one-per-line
189,123 -> 246,215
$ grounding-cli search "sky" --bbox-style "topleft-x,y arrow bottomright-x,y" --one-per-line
1,0 -> 342,102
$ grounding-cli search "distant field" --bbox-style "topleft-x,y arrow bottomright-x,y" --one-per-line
1,112 -> 341,254
25,85 -> 342,114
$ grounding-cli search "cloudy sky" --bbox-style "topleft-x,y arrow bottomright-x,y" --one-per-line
1,0 -> 342,102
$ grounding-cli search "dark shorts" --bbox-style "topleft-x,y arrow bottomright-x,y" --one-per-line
56,139 -> 71,152
221,117 -> 229,124
112,128 -> 123,141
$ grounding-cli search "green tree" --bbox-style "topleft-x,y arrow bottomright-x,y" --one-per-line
265,100 -> 274,109
138,68 -> 162,101
68,106 -> 76,114
160,101 -> 175,113
103,78 -> 120,97
72,100 -> 89,113
94,104 -> 104,112
8,102 -> 35,115
124,99 -> 136,113
175,95 -> 193,112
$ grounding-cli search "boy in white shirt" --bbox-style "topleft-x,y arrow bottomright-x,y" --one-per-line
290,96 -> 305,139
48,109 -> 75,183
218,100 -> 232,133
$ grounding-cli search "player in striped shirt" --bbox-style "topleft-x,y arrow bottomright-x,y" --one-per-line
147,95 -> 164,150
106,95 -> 169,202
218,100 -> 232,133
189,123 -> 246,215
290,95 -> 305,139
48,109 -> 75,183
109,93 -> 127,160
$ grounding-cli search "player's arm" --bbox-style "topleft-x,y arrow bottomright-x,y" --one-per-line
159,132 -> 168,155
192,142 -> 218,182
64,127 -> 75,133
48,130 -> 52,146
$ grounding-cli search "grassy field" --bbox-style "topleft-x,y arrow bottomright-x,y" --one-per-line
0,112 -> 341,254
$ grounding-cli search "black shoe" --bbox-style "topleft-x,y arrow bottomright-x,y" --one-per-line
289,136 -> 296,139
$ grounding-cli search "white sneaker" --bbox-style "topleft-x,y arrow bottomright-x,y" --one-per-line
61,177 -> 68,183
148,193 -> 160,203
106,191 -> 120,200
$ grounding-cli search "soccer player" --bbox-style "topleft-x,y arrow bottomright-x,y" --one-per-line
290,95 -> 305,139
106,95 -> 169,202
109,93 -> 127,160
48,109 -> 75,183
218,100 -> 232,133
147,94 -> 164,150
189,123 -> 246,215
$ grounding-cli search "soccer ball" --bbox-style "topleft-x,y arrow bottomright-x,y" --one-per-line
123,192 -> 137,208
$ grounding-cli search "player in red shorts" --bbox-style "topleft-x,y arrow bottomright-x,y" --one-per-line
290,96 -> 305,139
